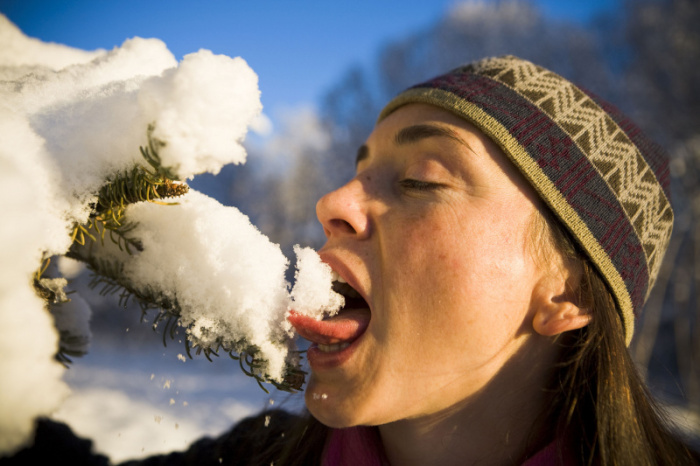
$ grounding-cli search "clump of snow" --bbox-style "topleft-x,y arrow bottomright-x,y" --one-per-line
139,50 -> 262,178
118,191 -> 293,380
0,14 -> 336,456
291,246 -> 344,319
57,256 -> 85,279
0,108 -> 72,455
19,45 -> 258,221
2,36 -> 177,116
0,14 -> 103,71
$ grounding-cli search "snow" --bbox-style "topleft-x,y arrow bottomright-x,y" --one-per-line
291,245 -> 344,319
56,256 -> 86,279
138,49 -> 262,178
0,108 -> 72,454
0,14 -> 334,457
120,190 -> 293,380
0,15 -> 103,71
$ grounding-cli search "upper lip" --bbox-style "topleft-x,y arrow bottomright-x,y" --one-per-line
318,250 -> 371,312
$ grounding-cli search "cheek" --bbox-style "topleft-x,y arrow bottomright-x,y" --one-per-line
391,206 -> 535,323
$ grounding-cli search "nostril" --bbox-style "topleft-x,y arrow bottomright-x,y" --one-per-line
329,218 -> 356,235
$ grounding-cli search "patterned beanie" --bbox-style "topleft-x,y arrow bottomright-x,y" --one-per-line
378,55 -> 673,345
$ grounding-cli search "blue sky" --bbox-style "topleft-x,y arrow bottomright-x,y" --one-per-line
1,0 -> 619,123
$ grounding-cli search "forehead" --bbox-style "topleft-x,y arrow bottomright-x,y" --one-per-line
363,104 -> 495,162
358,104 -> 480,165
373,103 -> 473,139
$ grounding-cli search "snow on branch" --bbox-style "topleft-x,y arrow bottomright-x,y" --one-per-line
0,14 -> 342,456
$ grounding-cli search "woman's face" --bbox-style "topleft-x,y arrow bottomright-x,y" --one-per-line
297,104 -> 552,427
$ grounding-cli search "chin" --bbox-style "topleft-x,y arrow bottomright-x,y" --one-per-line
304,380 -> 370,428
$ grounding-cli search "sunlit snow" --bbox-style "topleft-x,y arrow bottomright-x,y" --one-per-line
0,13 -> 341,456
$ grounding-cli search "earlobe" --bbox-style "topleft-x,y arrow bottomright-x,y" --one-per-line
530,276 -> 591,337
532,304 -> 591,337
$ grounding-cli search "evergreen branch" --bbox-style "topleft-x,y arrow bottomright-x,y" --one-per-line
105,221 -> 143,254
56,124 -> 305,392
139,123 -> 180,181
70,124 -> 188,253
92,166 -> 188,230
66,244 -> 304,392
55,352 -> 73,368
35,256 -> 51,281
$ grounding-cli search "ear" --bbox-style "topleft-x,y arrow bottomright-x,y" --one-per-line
530,274 -> 591,337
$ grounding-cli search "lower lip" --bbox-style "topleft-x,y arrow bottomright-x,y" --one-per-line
306,333 -> 365,370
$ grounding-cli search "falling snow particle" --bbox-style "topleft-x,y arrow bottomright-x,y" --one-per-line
268,399 -> 274,405
169,399 -> 175,405
154,416 -> 162,424
321,393 -> 328,400
163,380 -> 171,389
264,415 -> 270,427
177,354 -> 186,362
183,401 -> 189,407
150,374 -> 155,381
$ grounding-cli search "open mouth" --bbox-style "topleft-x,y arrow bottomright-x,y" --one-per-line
329,272 -> 370,316
288,271 -> 371,358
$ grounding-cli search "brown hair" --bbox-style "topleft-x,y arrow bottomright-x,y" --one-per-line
531,207 -> 698,465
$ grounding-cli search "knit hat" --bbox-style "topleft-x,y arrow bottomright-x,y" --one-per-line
378,55 -> 673,345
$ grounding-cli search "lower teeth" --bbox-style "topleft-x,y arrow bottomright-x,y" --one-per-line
318,342 -> 350,353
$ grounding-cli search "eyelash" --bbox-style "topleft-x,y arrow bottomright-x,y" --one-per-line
399,179 -> 441,192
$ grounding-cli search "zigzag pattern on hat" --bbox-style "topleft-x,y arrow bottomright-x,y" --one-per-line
470,56 -> 673,294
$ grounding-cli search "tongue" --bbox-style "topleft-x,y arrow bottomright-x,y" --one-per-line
288,309 -> 370,346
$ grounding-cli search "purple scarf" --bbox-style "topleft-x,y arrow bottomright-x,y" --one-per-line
323,427 -> 574,465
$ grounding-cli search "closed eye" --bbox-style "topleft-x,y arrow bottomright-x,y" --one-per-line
399,179 -> 442,191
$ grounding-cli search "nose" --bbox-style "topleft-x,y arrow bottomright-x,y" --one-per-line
316,178 -> 370,240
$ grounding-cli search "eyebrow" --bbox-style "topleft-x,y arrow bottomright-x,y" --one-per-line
355,123 -> 473,167
395,124 -> 467,147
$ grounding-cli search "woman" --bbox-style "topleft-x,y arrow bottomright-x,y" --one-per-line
278,55 -> 697,465
4,55 -> 696,466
